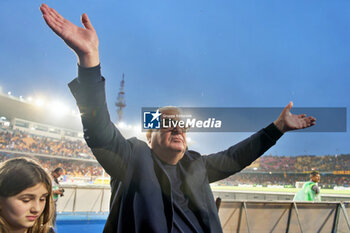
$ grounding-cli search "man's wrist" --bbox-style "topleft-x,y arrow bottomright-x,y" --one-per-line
265,122 -> 284,141
78,51 -> 100,68
273,119 -> 286,134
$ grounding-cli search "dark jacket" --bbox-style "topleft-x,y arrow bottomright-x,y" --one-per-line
68,65 -> 283,233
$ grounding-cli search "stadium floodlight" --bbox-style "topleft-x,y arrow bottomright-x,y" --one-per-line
133,125 -> 141,131
71,110 -> 80,118
7,91 -> 11,95
27,96 -> 33,102
71,109 -> 81,118
117,122 -> 127,129
35,98 -> 45,107
50,100 -> 68,116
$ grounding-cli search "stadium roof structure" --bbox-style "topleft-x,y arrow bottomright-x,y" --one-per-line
0,93 -> 82,131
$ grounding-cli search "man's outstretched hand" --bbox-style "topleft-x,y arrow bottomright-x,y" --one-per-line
273,102 -> 316,133
40,3 -> 99,67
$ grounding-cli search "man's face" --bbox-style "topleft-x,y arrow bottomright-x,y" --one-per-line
311,174 -> 320,183
148,109 -> 187,157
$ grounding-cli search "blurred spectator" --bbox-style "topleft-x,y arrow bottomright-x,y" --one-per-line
293,171 -> 321,201
51,167 -> 64,227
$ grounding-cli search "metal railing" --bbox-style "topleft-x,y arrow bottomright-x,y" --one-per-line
219,200 -> 350,233
57,184 -> 110,213
56,185 -> 350,232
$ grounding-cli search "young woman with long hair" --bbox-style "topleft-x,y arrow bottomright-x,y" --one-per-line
0,157 -> 54,233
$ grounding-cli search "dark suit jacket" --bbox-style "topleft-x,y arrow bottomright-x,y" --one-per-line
68,66 -> 282,233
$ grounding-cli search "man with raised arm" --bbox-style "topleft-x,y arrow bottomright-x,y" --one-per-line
40,4 -> 316,233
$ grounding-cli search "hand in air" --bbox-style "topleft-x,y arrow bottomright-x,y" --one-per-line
40,3 -> 99,67
274,102 -> 316,133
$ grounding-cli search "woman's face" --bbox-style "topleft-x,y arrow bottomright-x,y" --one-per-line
0,183 -> 48,232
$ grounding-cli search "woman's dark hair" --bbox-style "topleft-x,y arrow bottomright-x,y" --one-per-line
53,167 -> 63,174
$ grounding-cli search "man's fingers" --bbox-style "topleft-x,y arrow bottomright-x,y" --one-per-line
40,4 -> 49,17
304,116 -> 316,128
42,14 -> 63,37
40,3 -> 49,13
41,3 -> 62,20
282,101 -> 293,116
51,7 -> 65,21
308,116 -> 316,124
42,14 -> 55,30
41,5 -> 62,26
81,13 -> 94,30
40,4 -> 64,26
48,8 -> 64,25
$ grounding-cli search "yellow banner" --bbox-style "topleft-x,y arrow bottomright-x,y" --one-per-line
333,171 -> 350,175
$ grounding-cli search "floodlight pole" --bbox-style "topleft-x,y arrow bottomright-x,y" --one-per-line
115,73 -> 126,123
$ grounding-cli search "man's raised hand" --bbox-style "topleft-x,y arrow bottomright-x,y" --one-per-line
40,3 -> 99,67
273,102 -> 316,133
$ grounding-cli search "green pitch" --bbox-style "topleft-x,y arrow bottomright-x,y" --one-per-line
211,185 -> 350,195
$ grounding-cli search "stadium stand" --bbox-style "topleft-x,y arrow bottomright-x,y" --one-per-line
1,91 -> 350,232
1,92 -> 350,188
0,128 -> 93,159
1,126 -> 350,188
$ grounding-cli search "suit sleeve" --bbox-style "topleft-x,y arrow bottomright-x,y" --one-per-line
203,123 -> 283,183
68,64 -> 132,179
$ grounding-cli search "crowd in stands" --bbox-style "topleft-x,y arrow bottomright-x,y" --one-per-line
1,127 -> 350,187
0,152 -> 104,178
251,154 -> 350,172
0,129 -> 94,159
220,172 -> 349,188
